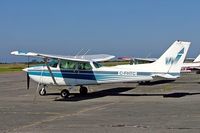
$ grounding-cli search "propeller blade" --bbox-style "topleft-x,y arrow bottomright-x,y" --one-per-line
26,56 -> 30,90
27,73 -> 30,90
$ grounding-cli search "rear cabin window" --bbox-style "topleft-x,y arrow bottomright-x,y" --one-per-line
93,62 -> 102,68
78,62 -> 92,70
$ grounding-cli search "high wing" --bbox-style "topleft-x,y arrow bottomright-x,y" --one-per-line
133,57 -> 157,63
11,51 -> 115,62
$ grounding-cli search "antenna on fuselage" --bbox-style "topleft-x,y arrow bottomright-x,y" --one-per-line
74,49 -> 84,58
81,49 -> 90,59
146,53 -> 152,58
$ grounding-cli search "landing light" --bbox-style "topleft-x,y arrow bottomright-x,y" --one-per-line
23,68 -> 28,72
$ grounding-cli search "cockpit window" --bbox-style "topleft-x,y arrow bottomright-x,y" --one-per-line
93,62 -> 102,68
48,59 -> 58,68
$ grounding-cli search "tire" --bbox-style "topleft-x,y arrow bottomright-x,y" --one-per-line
61,89 -> 70,98
79,86 -> 88,95
138,81 -> 144,85
39,88 -> 46,96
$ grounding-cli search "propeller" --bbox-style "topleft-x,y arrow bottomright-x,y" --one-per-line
26,57 -> 37,103
27,57 -> 30,90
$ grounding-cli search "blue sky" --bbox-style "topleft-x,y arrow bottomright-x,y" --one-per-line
0,0 -> 200,62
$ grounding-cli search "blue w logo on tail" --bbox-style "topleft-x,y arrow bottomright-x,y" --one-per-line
165,48 -> 184,65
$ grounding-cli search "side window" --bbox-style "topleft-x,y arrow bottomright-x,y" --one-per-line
78,62 -> 92,70
60,60 -> 68,69
60,60 -> 77,70
68,61 -> 77,69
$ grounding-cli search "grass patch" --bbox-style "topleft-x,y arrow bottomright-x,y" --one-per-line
0,64 -> 26,73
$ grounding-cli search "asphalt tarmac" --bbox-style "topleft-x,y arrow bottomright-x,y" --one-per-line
0,72 -> 200,133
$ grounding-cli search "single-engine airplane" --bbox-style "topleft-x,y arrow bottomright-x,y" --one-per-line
11,40 -> 190,98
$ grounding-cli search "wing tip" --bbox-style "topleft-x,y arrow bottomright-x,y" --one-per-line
10,51 -> 19,55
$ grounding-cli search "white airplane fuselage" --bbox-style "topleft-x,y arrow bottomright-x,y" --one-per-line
25,62 -> 156,86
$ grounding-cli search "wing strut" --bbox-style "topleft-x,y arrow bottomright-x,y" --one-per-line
44,58 -> 58,85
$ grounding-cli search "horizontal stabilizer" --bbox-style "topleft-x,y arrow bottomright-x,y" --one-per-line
133,58 -> 157,63
152,73 -> 180,79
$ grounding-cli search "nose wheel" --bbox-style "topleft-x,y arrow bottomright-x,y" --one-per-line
39,86 -> 46,96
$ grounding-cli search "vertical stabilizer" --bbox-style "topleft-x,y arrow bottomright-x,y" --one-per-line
153,40 -> 191,74
193,54 -> 200,62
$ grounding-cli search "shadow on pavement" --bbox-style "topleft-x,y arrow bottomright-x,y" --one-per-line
51,86 -> 200,102
54,87 -> 134,102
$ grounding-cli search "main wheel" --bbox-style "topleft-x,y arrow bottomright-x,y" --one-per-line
39,87 -> 46,96
61,89 -> 70,98
79,86 -> 88,95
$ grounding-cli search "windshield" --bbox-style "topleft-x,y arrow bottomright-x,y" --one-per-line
48,59 -> 58,68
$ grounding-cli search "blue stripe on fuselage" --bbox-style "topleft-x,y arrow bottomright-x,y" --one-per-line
28,70 -> 97,80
